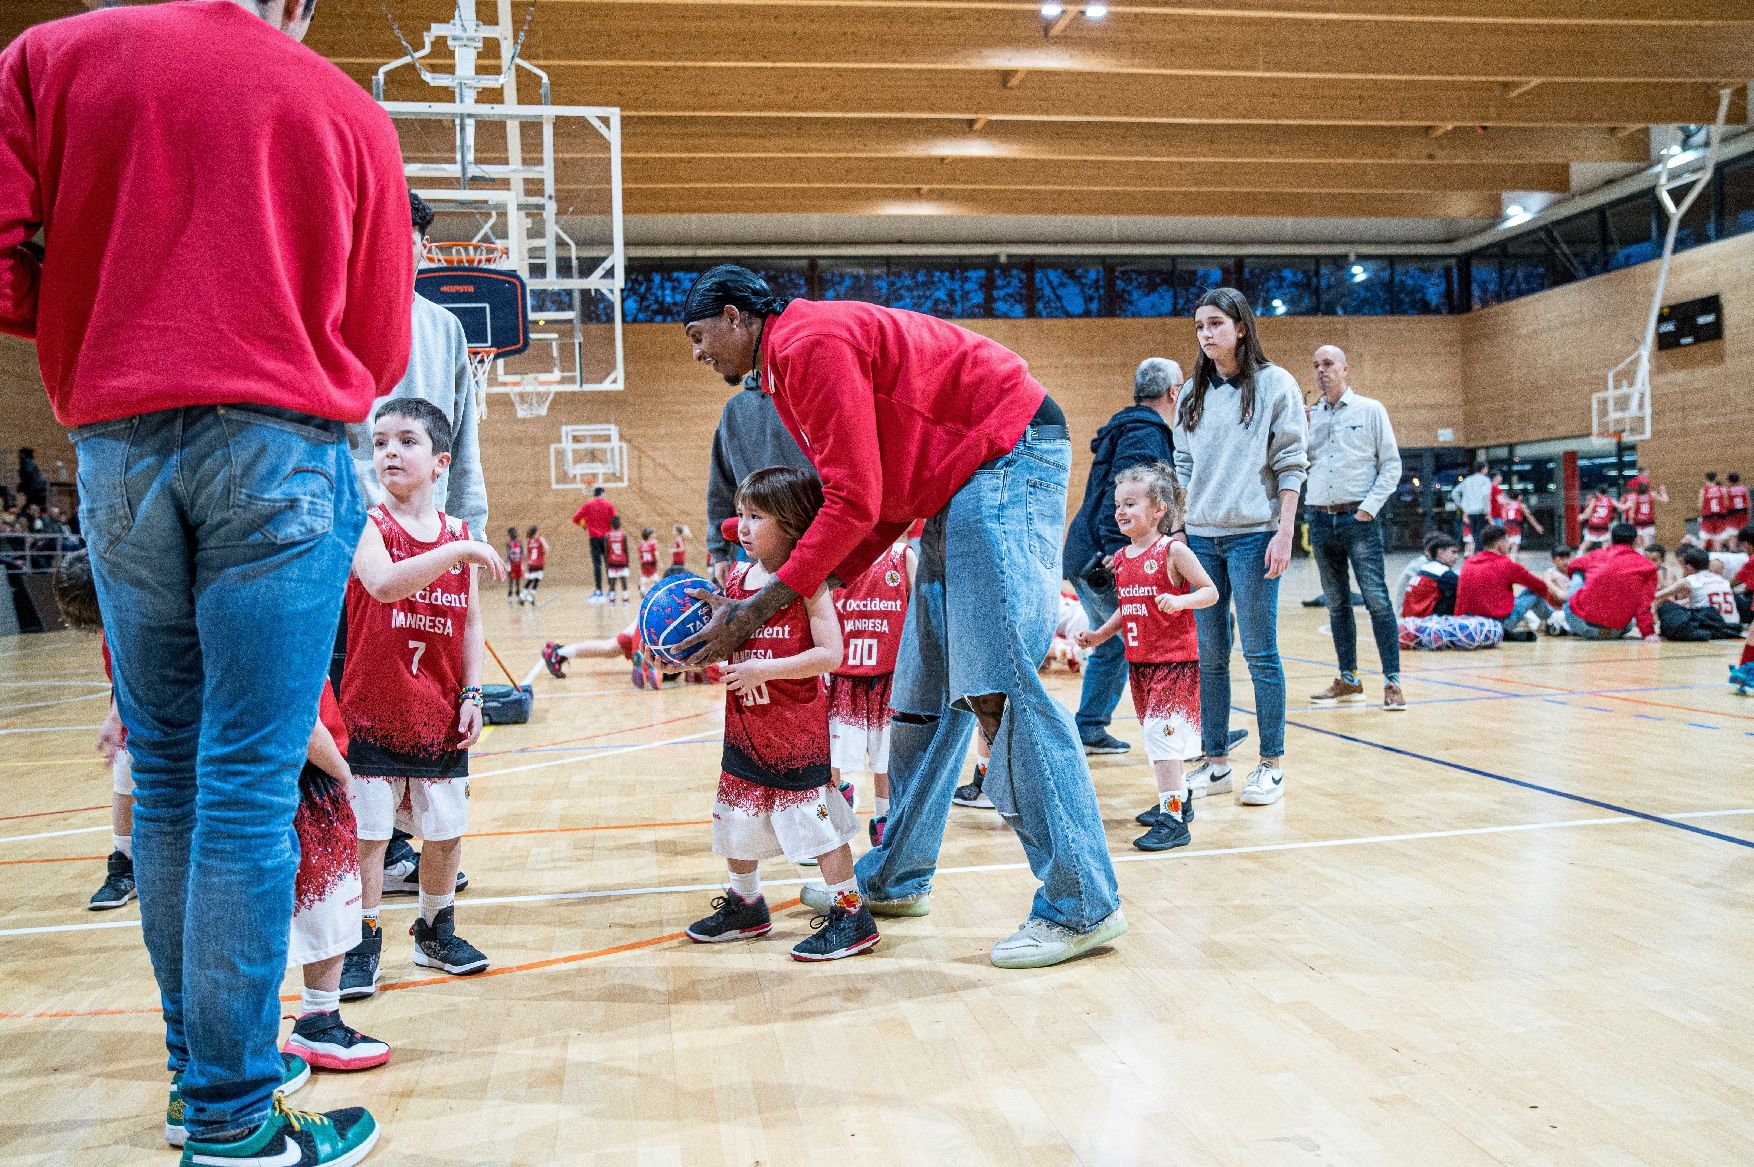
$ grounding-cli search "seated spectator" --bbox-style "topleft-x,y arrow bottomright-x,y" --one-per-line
1564,523 -> 1659,641
1401,534 -> 1460,618
1643,543 -> 1680,594
1456,525 -> 1562,641
1655,546 -> 1743,640
1725,526 -> 1754,624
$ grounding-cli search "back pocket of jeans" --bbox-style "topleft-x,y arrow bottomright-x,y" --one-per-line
1025,478 -> 1065,572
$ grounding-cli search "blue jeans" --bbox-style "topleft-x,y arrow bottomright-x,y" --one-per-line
1308,510 -> 1400,682
73,406 -> 364,1139
1189,532 -> 1287,759
855,428 -> 1120,931
1563,599 -> 1631,639
1503,589 -> 1553,632
1071,574 -> 1128,740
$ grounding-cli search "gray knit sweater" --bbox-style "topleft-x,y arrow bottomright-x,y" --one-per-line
1172,364 -> 1309,538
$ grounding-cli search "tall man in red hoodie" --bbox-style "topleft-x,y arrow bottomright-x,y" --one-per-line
1563,523 -> 1661,641
677,266 -> 1123,970
1,2 -> 409,1162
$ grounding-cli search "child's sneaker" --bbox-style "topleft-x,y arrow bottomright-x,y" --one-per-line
839,781 -> 856,810
1135,797 -> 1194,826
1133,815 -> 1191,852
410,906 -> 489,975
176,1096 -> 377,1166
790,902 -> 880,962
868,815 -> 887,847
338,920 -> 382,1001
541,641 -> 567,679
952,764 -> 993,808
283,1011 -> 392,1072
166,1055 -> 310,1147
685,891 -> 772,942
382,850 -> 469,896
88,850 -> 136,910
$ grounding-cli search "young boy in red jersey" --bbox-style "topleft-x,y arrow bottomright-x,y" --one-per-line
1621,481 -> 1666,548
1496,489 -> 1543,556
684,467 -> 878,962
606,516 -> 632,605
638,526 -> 661,594
1725,473 -> 1749,545
672,523 -> 692,568
503,527 -> 524,602
521,525 -> 548,605
1077,464 -> 1218,852
827,538 -> 917,847
1579,488 -> 1617,550
1700,471 -> 1731,550
339,400 -> 505,997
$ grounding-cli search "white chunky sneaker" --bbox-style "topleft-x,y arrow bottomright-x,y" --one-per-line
1185,762 -> 1233,799
990,909 -> 1127,969
1238,763 -> 1285,806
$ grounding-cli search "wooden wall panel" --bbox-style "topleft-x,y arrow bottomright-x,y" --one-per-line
1461,230 -> 1754,545
0,336 -> 80,510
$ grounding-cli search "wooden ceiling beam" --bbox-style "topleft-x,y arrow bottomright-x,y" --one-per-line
615,118 -> 1650,164
362,65 -> 1747,127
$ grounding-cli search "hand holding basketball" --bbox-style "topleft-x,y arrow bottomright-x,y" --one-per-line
672,588 -> 751,666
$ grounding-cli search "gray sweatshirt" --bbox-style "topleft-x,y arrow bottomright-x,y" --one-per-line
347,294 -> 488,540
706,382 -> 812,562
1172,363 -> 1309,538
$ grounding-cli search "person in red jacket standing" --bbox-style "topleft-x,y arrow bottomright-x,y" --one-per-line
0,1 -> 408,1161
1563,523 -> 1661,640
675,265 -> 1123,971
571,486 -> 618,602
1455,526 -> 1563,639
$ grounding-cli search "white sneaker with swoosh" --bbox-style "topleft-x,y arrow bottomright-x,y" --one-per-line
1238,763 -> 1285,806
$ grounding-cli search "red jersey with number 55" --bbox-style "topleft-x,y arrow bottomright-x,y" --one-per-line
833,544 -> 910,678
341,505 -> 471,778
721,563 -> 829,792
1113,536 -> 1198,664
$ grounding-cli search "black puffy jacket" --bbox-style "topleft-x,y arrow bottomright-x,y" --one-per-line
1062,405 -> 1175,582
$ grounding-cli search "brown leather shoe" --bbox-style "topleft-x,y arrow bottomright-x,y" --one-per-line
1310,678 -> 1366,704
1383,682 -> 1406,711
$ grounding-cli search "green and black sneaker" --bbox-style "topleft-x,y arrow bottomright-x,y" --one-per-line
178,1095 -> 377,1167
166,1054 -> 311,1147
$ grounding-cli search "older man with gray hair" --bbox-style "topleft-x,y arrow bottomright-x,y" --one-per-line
1305,345 -> 1406,711
1062,357 -> 1183,755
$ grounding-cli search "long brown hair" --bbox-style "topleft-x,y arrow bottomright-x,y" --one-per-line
736,466 -> 825,543
1179,287 -> 1272,433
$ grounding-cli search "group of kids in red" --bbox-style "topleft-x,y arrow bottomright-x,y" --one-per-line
1400,468 -> 1752,670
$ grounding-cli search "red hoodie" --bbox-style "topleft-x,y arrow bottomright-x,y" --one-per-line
760,299 -> 1043,597
1456,551 -> 1554,620
1567,544 -> 1658,637
0,2 -> 412,426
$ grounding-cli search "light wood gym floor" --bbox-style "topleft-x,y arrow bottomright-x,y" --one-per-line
2,558 -> 1752,1166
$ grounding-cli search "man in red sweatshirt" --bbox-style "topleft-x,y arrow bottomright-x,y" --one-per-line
1,2 -> 409,1162
1455,525 -> 1562,640
1563,523 -> 1660,641
676,265 -> 1123,970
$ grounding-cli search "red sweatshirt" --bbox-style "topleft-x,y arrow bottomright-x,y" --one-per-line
1568,544 -> 1658,637
0,2 -> 412,426
760,299 -> 1044,596
1456,551 -> 1554,620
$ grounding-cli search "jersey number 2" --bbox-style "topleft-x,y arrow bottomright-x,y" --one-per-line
407,639 -> 427,677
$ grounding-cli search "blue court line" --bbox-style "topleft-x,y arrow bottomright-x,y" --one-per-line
1273,713 -> 1754,852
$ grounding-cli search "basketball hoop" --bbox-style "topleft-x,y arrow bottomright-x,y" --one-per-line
423,241 -> 509,268
465,349 -> 497,417
509,385 -> 558,419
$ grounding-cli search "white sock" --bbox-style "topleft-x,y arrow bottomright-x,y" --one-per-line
729,868 -> 760,902
874,796 -> 890,817
362,906 -> 379,926
112,834 -> 131,859
300,986 -> 341,1017
1158,788 -> 1188,822
420,891 -> 455,922
827,877 -> 861,908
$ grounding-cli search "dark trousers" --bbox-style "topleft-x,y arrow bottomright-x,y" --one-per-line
1309,509 -> 1401,682
589,536 -> 607,591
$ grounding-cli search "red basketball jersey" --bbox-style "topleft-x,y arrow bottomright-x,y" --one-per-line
1113,536 -> 1199,664
721,563 -> 830,791
341,505 -> 472,778
833,544 -> 910,678
607,530 -> 629,568
639,539 -> 659,573
504,538 -> 523,566
1499,499 -> 1523,527
1631,493 -> 1655,525
1729,484 -> 1750,514
672,536 -> 687,566
1703,483 -> 1727,517
1585,495 -> 1615,528
525,535 -> 547,570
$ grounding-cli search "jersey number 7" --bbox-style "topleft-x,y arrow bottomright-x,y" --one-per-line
408,639 -> 427,677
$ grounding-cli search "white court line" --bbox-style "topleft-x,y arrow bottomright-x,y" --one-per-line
6,692 -> 109,713
0,825 -> 112,845
0,725 -> 104,736
5,808 -> 1748,939
0,680 -> 108,689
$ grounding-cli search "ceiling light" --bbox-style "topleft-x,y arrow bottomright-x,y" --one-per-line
1085,1 -> 1109,17
1271,298 -> 1286,315
1660,142 -> 1682,157
1349,263 -> 1368,283
1505,204 -> 1524,218
1041,1 -> 1064,16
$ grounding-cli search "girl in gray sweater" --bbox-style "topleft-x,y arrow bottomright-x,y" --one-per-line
1171,288 -> 1308,808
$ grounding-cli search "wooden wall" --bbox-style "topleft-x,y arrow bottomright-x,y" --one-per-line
1460,229 -> 1754,546
0,337 -> 79,510
6,231 -> 1746,576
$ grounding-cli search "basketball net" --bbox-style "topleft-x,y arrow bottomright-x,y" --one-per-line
509,383 -> 558,419
423,241 -> 509,268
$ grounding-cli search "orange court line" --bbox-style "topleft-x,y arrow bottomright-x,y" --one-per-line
0,804 -> 107,822
465,819 -> 711,839
472,709 -> 713,758
1461,672 -> 1754,723
0,901 -> 804,1021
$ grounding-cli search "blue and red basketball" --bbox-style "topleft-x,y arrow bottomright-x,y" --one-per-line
639,573 -> 719,668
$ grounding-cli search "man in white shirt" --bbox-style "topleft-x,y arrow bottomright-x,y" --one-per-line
1456,463 -> 1494,553
1303,346 -> 1406,711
